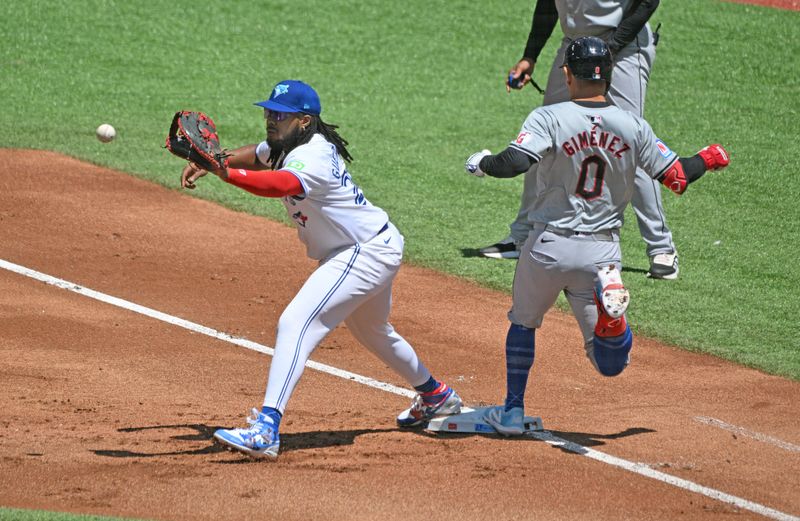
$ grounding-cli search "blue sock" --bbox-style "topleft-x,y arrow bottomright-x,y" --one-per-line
504,324 -> 536,411
260,406 -> 283,428
414,376 -> 440,394
592,324 -> 632,377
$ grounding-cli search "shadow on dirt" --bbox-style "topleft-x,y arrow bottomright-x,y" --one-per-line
546,426 -> 657,449
91,423 -> 399,461
92,423 -> 655,461
91,423 -> 227,458
421,425 -> 656,449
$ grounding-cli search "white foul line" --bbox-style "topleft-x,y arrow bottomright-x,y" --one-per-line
1,257 -> 796,521
528,430 -> 798,521
695,416 -> 800,453
0,258 -> 414,399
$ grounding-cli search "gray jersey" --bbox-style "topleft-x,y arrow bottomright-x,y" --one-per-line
555,0 -> 635,40
510,101 -> 676,232
509,2 -> 673,258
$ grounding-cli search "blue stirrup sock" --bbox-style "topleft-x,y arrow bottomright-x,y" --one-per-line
504,324 -> 536,412
260,406 -> 283,428
592,324 -> 633,377
414,376 -> 440,394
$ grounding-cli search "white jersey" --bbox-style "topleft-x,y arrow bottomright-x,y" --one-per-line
510,100 -> 677,232
256,134 -> 388,260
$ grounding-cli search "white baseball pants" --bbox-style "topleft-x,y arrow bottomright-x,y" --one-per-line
262,223 -> 431,413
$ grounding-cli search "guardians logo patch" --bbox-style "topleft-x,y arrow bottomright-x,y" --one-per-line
656,139 -> 671,157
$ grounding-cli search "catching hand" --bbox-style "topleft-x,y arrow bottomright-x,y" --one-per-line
166,111 -> 230,186
466,149 -> 491,177
181,162 -> 210,189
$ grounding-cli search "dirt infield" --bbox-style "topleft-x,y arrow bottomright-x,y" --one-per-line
0,149 -> 798,521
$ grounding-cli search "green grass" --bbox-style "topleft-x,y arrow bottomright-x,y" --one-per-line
2,0 -> 798,379
0,508 -> 141,521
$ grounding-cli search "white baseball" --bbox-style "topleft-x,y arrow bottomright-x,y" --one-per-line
96,124 -> 116,143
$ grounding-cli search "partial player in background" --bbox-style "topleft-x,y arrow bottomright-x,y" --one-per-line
465,37 -> 729,435
483,0 -> 680,280
176,80 -> 462,458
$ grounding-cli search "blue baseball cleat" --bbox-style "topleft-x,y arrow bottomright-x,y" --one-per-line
213,408 -> 280,459
397,383 -> 462,428
484,406 -> 525,436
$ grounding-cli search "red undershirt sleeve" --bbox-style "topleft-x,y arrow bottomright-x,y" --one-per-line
224,168 -> 304,198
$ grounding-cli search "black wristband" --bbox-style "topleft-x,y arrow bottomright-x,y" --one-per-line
680,155 -> 707,184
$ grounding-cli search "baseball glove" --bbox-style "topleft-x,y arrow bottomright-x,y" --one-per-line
165,111 -> 229,171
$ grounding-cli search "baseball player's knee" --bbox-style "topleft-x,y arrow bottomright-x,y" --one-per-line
507,310 -> 544,331
276,313 -> 294,336
588,325 -> 633,377
276,309 -> 315,342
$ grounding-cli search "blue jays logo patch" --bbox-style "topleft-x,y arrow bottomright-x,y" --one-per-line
274,84 -> 290,97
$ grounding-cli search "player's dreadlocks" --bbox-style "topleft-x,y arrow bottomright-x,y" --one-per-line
268,115 -> 353,166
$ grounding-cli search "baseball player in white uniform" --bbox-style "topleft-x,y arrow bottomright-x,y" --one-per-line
466,37 -> 729,435
180,80 -> 462,458
484,0 -> 680,280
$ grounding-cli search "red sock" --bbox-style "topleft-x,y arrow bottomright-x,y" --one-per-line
595,312 -> 628,337
422,382 -> 448,396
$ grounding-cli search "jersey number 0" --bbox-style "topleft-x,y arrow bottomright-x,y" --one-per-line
575,155 -> 607,200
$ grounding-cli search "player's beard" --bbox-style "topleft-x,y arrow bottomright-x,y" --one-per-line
268,127 -> 301,160
266,133 -> 284,157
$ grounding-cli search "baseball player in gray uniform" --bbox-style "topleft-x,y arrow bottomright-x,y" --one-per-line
482,0 -> 680,280
180,80 -> 462,458
465,37 -> 729,435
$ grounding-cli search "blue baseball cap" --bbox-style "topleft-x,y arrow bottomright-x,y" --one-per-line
254,80 -> 321,115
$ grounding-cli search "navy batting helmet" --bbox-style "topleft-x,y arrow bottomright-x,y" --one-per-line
563,36 -> 613,84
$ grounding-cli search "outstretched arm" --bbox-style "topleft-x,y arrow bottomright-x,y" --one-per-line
181,143 -> 274,190
222,168 -> 304,198
226,144 -> 267,170
658,144 -> 730,195
466,147 -> 538,178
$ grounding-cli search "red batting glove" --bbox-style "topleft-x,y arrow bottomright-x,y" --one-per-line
698,144 -> 730,171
